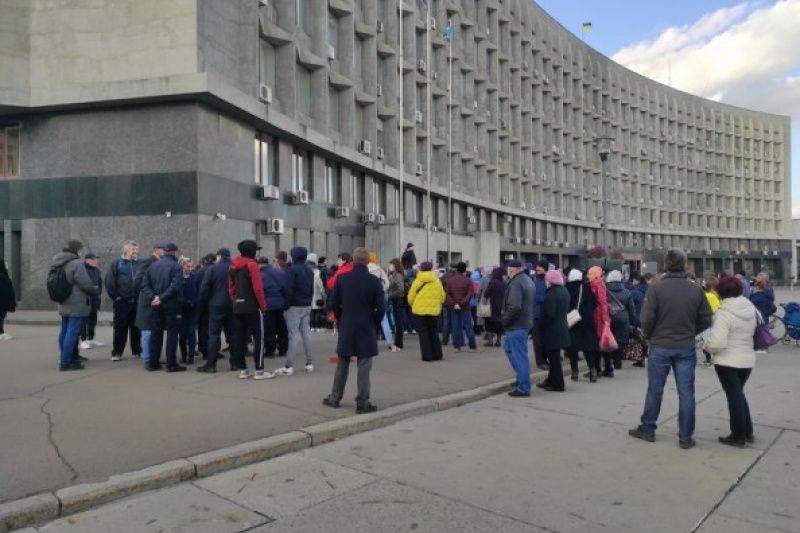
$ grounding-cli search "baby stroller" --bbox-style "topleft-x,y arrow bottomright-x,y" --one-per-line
778,302 -> 800,344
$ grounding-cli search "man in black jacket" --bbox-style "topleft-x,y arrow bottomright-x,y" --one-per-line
141,242 -> 185,372
105,240 -> 141,360
134,242 -> 166,367
196,248 -> 235,373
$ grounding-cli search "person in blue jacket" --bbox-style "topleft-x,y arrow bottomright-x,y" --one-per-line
178,257 -> 199,365
531,260 -> 549,370
196,248 -> 235,373
260,256 -> 288,358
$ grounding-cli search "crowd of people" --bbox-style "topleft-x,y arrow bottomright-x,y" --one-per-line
43,239 -> 774,431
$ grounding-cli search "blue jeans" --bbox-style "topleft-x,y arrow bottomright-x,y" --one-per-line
58,316 -> 83,367
503,328 -> 531,394
140,330 -> 151,366
451,307 -> 476,349
380,312 -> 394,346
639,345 -> 697,442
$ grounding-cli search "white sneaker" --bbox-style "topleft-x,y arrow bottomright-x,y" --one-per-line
253,370 -> 275,380
304,363 -> 314,373
80,340 -> 93,350
239,369 -> 251,379
91,340 -> 105,347
274,366 -> 294,376
0,333 -> 13,340
110,354 -> 122,362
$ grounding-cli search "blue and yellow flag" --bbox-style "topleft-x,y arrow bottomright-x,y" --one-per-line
582,22 -> 592,31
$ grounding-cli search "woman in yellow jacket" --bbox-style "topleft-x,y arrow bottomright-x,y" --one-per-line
407,261 -> 446,361
701,277 -> 721,366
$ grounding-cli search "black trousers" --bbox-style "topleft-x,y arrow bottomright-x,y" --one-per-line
0,311 -> 6,334
112,300 -> 141,356
197,306 -> 209,356
206,306 -> 236,368
545,348 -> 565,389
149,305 -> 181,368
714,365 -> 754,440
415,314 -> 443,361
80,304 -> 98,341
391,299 -> 405,349
264,309 -> 288,356
232,311 -> 264,371
532,320 -> 546,366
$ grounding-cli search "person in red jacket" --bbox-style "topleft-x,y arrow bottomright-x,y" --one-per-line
445,262 -> 477,352
228,240 -> 270,379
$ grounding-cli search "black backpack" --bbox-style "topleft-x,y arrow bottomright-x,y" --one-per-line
47,259 -> 74,303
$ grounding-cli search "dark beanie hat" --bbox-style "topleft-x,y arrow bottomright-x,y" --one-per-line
237,239 -> 260,258
456,262 -> 467,273
420,261 -> 433,271
535,259 -> 549,271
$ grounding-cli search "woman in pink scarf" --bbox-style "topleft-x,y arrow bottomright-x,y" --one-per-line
587,266 -> 611,378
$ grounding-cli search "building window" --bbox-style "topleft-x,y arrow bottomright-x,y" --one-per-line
328,86 -> 340,131
259,39 -> 276,89
296,66 -> 312,117
292,148 -> 310,193
324,161 -> 340,204
328,10 -> 338,49
0,125 -> 20,177
297,0 -> 309,33
253,132 -> 273,186
351,173 -> 364,210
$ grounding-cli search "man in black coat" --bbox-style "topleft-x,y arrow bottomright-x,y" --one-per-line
141,242 -> 185,372
323,247 -> 386,414
196,248 -> 235,373
105,240 -> 141,360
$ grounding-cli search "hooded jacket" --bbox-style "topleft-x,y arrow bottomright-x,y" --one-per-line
260,263 -> 287,311
228,256 -> 267,314
704,296 -> 757,368
199,258 -> 233,311
50,250 -> 101,317
407,270 -> 445,316
327,261 -> 353,292
367,262 -> 390,293
284,247 -> 313,308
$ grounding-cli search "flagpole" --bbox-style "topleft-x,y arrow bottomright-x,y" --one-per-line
446,18 -> 452,268
398,0 -> 404,258
425,1 -> 433,263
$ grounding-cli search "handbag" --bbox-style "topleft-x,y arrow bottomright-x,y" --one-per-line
599,322 -> 618,352
477,298 -> 492,318
753,310 -> 778,350
567,285 -> 583,328
624,337 -> 645,362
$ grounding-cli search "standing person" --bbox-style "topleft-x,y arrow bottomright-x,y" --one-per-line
134,242 -> 167,367
537,269 -> 570,392
326,253 -> 355,340
482,267 -> 506,347
141,243 -> 186,373
260,256 -> 288,358
308,253 -> 327,332
367,252 -> 395,350
531,260 -> 549,370
0,260 -> 15,340
51,240 -> 101,371
322,247 -> 386,414
178,257 -> 199,365
228,240 -> 269,379
273,246 -> 314,376
317,256 -> 332,289
196,248 -> 235,373
438,266 -> 455,346
106,240 -> 141,360
586,266 -> 610,379
628,272 -> 647,320
401,243 -> 417,271
501,260 -> 536,397
735,270 -> 751,298
407,261 -> 445,361
79,253 -> 104,351
749,278 -> 775,324
194,253 -> 217,359
386,259 -> 407,351
701,277 -> 721,366
629,249 -> 713,449
606,270 -> 638,373
564,269 -> 600,381
445,262 -> 478,352
704,276 -> 758,447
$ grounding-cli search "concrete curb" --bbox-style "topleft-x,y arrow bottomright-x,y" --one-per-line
0,374 -> 539,532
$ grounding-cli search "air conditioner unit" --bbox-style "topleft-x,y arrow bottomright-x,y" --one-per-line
542,207 -> 548,214
327,45 -> 336,60
500,120 -> 507,130
417,59 -> 427,73
258,184 -> 280,200
520,201 -> 526,209
544,241 -> 552,246
377,214 -> 385,224
523,238 -> 531,245
258,84 -> 273,104
292,190 -> 310,205
467,215 -> 477,224
376,84 -> 383,96
431,71 -> 438,81
473,145 -> 479,153
358,139 -> 372,155
376,147 -> 385,159
553,241 -> 560,247
363,212 -> 377,225
414,110 -> 423,123
334,206 -> 350,218
262,218 -> 284,235
501,196 -> 509,205
473,100 -> 478,109
430,226 -> 439,232
542,174 -> 548,181
429,16 -> 437,30
504,215 -> 513,222
415,163 -> 423,175
376,20 -> 384,33
522,168 -> 529,176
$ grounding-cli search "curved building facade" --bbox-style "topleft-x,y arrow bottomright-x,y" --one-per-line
0,0 -> 791,308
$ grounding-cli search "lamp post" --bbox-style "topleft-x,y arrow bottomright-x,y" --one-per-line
596,137 -> 613,260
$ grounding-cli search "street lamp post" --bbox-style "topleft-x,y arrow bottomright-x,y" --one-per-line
597,137 -> 613,260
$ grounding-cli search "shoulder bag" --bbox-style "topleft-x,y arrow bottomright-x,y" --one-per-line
567,284 -> 583,328
753,310 -> 779,350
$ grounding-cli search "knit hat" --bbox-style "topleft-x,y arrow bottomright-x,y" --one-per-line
369,251 -> 378,264
506,259 -> 522,268
420,261 -> 433,271
545,270 -> 565,286
216,248 -> 231,257
606,270 -> 623,283
307,253 -> 319,264
84,253 -> 99,260
568,269 -> 584,282
535,259 -> 550,271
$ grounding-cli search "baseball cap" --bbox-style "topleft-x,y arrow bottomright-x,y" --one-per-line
216,248 -> 231,257
84,253 -> 99,260
162,242 -> 179,252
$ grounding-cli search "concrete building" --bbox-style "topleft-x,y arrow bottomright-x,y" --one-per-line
0,0 -> 792,308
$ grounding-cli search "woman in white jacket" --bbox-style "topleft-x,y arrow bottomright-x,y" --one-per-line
704,276 -> 758,448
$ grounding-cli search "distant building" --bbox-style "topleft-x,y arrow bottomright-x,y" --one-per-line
0,0 -> 792,307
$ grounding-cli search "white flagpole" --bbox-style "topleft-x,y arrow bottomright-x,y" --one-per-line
398,0 -> 404,257
425,1 -> 433,262
446,17 -> 452,267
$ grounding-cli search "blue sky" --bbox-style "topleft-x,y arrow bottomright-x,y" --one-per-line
535,0 -> 800,216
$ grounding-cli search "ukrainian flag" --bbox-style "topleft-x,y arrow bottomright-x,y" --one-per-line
582,22 -> 592,31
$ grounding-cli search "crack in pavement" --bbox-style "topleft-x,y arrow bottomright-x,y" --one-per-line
39,397 -> 79,484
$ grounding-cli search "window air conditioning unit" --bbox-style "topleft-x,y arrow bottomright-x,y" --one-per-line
501,196 -> 509,205
363,212 -> 377,225
327,45 -> 336,60
258,84 -> 273,104
292,190 -> 310,205
522,168 -> 529,176
504,214 -> 513,222
415,110 -> 423,123
377,214 -> 385,225
259,0 -> 268,7
376,20 -> 384,33
417,59 -> 427,73
415,163 -> 423,175
544,241 -> 552,247
500,120 -> 507,130
376,147 -> 385,159
473,100 -> 479,109
520,201 -> 526,209
358,139 -> 372,155
262,218 -> 284,235
258,184 -> 280,200
334,206 -> 350,218
542,207 -> 548,213
467,215 -> 477,224
429,16 -> 437,30
523,238 -> 531,245
376,84 -> 383,96
431,71 -> 438,81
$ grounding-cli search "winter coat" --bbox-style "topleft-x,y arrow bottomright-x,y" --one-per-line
408,270 -> 445,316
387,271 -> 406,308
331,263 -> 386,359
134,255 -> 160,330
141,255 -> 184,313
227,256 -> 266,314
85,264 -> 103,308
105,257 -> 139,302
326,262 -> 353,292
401,249 -> 417,271
367,262 -> 391,294
50,250 -> 101,318
629,282 -> 647,323
199,259 -> 233,311
704,296 -> 757,368
501,271 -> 535,331
606,280 -> 638,345
482,269 -> 507,322
532,274 -> 547,321
641,273 -> 713,348
284,247 -> 313,308
541,285 -> 571,350
589,278 -> 610,340
749,289 -> 774,321
311,267 -> 327,310
445,273 -> 473,308
0,263 -> 15,314
565,280 -> 599,352
182,272 -> 199,307
260,264 -> 287,311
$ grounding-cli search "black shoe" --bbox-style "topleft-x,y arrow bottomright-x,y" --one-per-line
544,385 -> 565,392
613,361 -> 622,370
589,369 -> 598,383
535,382 -> 549,389
679,438 -> 696,450
228,366 -> 239,372
196,365 -> 216,373
76,355 -> 89,362
536,363 -> 549,370
265,352 -> 277,359
746,434 -> 755,443
509,380 -> 519,388
718,435 -> 746,448
571,372 -> 579,381
59,363 -> 85,371
322,397 -> 340,408
356,402 -> 377,414
146,363 -> 163,371
602,370 -> 615,378
180,355 -> 187,364
166,365 -> 187,373
632,361 -> 645,367
508,390 -> 530,397
628,427 -> 655,442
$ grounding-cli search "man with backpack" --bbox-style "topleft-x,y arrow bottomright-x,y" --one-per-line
49,240 -> 102,371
